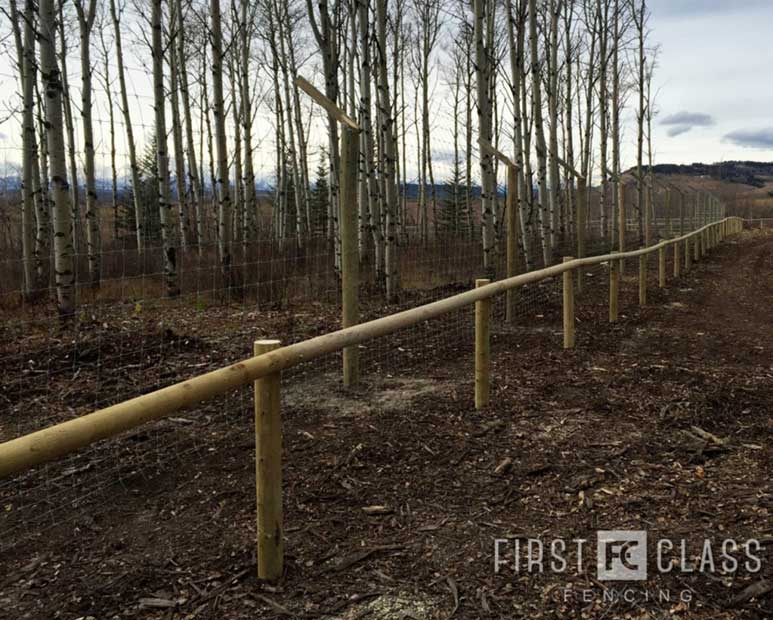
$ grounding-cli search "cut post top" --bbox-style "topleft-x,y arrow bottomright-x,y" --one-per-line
296,76 -> 360,131
479,139 -> 520,170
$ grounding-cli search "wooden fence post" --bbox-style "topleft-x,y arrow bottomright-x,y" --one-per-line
340,127 -> 360,387
475,279 -> 491,410
639,252 -> 647,305
673,241 -> 681,278
609,251 -> 619,323
506,166 -> 518,323
658,246 -> 666,288
563,257 -> 575,349
685,238 -> 692,271
693,234 -> 700,263
254,339 -> 283,582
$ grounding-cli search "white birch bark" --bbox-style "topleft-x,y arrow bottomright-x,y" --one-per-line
152,0 -> 179,297
39,0 -> 75,316
74,0 -> 100,287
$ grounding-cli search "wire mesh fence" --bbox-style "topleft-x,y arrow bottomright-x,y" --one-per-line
0,75 -> 729,569
0,218 -> 734,568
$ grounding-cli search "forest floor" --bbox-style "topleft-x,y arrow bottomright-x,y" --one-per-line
0,229 -> 771,620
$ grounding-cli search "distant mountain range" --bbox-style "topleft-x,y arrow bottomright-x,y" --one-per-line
648,161 -> 773,188
3,161 -> 771,197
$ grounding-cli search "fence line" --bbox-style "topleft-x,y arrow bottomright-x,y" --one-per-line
0,216 -> 743,478
0,216 -> 744,577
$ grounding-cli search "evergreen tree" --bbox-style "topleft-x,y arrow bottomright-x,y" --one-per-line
439,155 -> 468,239
119,137 -> 161,242
310,151 -> 330,236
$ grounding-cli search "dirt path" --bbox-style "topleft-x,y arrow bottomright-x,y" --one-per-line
1,231 -> 771,620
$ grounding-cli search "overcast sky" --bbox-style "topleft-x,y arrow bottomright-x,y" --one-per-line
1,0 -> 772,180
647,0 -> 773,164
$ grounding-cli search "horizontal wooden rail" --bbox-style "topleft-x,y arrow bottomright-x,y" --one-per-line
0,218 -> 742,478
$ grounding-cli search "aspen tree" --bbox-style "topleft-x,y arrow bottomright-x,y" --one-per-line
274,0 -> 304,246
109,0 -> 144,253
175,0 -> 204,250
169,4 -> 189,251
7,0 -> 37,297
97,26 -> 119,242
209,0 -> 233,291
631,0 -> 647,243
306,0 -> 342,262
612,0 -> 624,255
360,0 -> 384,280
238,0 -> 257,244
376,0 -> 400,300
58,3 -> 78,257
152,0 -> 180,297
529,0 -> 552,265
73,0 -> 100,287
505,0 -> 532,269
39,0 -> 75,317
474,0 -> 497,272
597,0 -> 611,245
546,0 -> 563,251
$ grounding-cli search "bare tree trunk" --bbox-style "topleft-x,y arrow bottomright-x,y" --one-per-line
202,47 -> 218,243
360,0 -> 384,282
238,0 -> 256,246
506,0 -> 532,270
563,1 -> 576,250
152,0 -> 179,297
307,0 -> 341,270
39,0 -> 75,317
74,0 -> 100,288
57,4 -> 78,260
474,0 -> 496,273
598,0 -> 610,245
376,0 -> 399,300
275,0 -> 304,248
228,44 -> 244,251
175,0 -> 203,251
210,0 -> 232,290
169,9 -> 189,252
97,27 -> 119,242
547,0 -> 562,251
109,0 -> 143,254
529,0 -> 551,265
612,0 -> 624,255
9,0 -> 36,297
633,0 -> 646,244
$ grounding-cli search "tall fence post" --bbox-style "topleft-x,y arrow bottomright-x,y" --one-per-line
506,166 -> 518,323
340,127 -> 360,387
254,339 -> 283,582
563,257 -> 575,349
609,251 -> 619,323
658,246 -> 666,288
475,279 -> 491,410
639,252 -> 647,305
673,241 -> 681,278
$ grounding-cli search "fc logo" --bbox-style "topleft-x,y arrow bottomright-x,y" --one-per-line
597,531 -> 648,581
